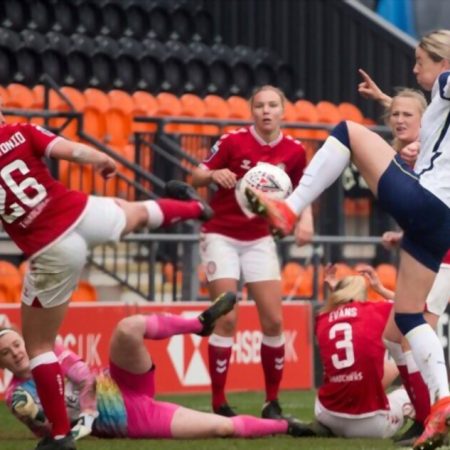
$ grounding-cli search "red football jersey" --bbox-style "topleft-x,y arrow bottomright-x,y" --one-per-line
443,249 -> 450,265
316,300 -> 393,416
200,126 -> 307,240
0,123 -> 88,256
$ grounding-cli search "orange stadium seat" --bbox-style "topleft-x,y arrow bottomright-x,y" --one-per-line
83,88 -> 111,141
155,92 -> 183,133
376,263 -> 397,292
0,260 -> 22,303
227,96 -> 251,120
198,264 -> 209,297
106,90 -> 136,145
292,99 -> 321,150
0,86 -> 10,106
203,95 -> 230,135
338,102 -> 364,123
179,93 -> 207,134
71,280 -> 98,302
281,261 -> 304,297
131,91 -> 159,133
316,101 -> 342,140
5,84 -> 37,124
45,87 -> 86,140
59,161 -> 94,194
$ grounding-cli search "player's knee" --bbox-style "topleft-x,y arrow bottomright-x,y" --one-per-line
114,315 -> 145,344
261,317 -> 283,336
330,121 -> 350,149
214,419 -> 234,437
214,315 -> 237,335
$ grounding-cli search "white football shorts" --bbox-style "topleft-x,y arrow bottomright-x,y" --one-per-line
199,232 -> 281,283
22,196 -> 126,308
314,388 -> 411,439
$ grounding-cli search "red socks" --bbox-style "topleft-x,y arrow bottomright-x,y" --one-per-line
398,363 -> 430,423
30,353 -> 70,437
261,336 -> 285,402
208,336 -> 233,410
156,199 -> 203,227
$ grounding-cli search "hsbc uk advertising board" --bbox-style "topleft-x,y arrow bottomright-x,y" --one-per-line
0,301 -> 313,398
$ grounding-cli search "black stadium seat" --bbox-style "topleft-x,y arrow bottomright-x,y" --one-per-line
0,28 -> 19,84
101,0 -> 126,38
2,0 -> 29,31
29,0 -> 54,33
53,0 -> 79,35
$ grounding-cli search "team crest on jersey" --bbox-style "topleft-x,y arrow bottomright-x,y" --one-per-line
240,159 -> 251,170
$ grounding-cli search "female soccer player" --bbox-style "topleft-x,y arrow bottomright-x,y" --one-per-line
314,266 -> 412,439
191,85 -> 314,419
0,292 -> 309,442
246,30 -> 450,450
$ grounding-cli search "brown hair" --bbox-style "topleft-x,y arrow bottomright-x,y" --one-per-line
419,29 -> 450,62
249,85 -> 286,108
320,275 -> 367,313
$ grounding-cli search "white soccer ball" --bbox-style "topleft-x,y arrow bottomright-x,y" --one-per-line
235,163 -> 293,217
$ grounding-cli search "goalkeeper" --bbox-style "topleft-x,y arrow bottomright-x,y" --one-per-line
0,292 -> 311,441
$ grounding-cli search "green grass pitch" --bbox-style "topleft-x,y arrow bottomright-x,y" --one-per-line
0,389 -> 406,450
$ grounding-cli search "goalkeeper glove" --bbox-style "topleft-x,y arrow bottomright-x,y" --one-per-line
11,387 -> 45,422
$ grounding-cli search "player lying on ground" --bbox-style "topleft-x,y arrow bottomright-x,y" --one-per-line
0,292 -> 311,442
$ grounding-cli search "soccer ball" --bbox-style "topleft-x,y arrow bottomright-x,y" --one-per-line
235,163 -> 293,217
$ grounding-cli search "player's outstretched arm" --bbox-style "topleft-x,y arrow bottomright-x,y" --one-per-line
50,139 -> 117,179
358,69 -> 393,108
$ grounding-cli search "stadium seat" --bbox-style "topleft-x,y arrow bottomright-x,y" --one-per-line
315,101 -> 342,140
59,161 -> 94,195
131,91 -> 159,133
292,99 -> 320,143
338,102 -> 364,123
281,261 -> 304,297
83,88 -> 111,141
376,263 -> 397,292
0,260 -> 22,303
106,90 -> 136,145
5,84 -> 37,124
227,96 -> 251,120
71,280 -> 97,302
155,92 -> 183,133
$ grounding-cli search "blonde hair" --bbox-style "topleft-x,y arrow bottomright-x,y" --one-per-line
320,275 -> 367,313
249,85 -> 286,108
384,88 -> 427,151
419,29 -> 450,62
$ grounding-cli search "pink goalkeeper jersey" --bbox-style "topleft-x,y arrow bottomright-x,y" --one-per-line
0,123 -> 88,256
316,301 -> 393,417
200,126 -> 307,240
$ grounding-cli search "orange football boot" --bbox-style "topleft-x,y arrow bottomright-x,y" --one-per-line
245,187 -> 298,237
413,396 -> 450,450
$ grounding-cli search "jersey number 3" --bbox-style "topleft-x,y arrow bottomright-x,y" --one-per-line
329,322 -> 355,369
0,160 -> 47,223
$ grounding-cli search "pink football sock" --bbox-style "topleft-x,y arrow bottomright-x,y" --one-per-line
144,314 -> 202,339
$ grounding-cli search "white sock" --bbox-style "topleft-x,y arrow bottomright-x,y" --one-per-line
405,323 -> 450,402
384,339 -> 406,366
286,136 -> 351,214
142,200 -> 163,230
404,351 -> 419,374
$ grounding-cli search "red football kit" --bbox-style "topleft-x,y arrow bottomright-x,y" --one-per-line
0,123 -> 87,256
316,301 -> 393,416
200,126 -> 307,240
